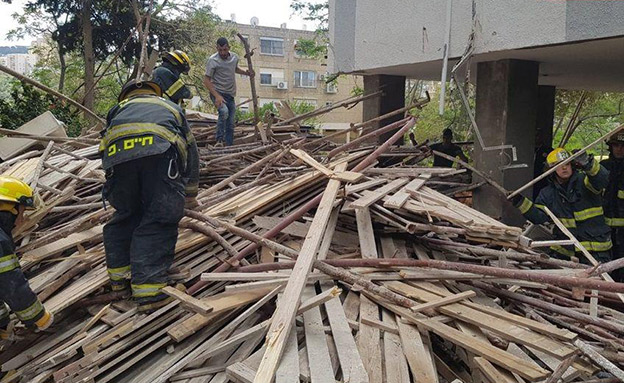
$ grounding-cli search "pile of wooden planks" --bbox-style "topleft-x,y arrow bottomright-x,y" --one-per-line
0,115 -> 623,383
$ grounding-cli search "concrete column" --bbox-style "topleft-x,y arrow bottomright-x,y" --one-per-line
536,86 -> 556,148
473,59 -> 540,225
363,74 -> 406,144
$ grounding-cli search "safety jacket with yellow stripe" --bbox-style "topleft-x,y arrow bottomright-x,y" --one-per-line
100,94 -> 199,197
601,157 -> 624,228
515,158 -> 612,258
152,62 -> 191,105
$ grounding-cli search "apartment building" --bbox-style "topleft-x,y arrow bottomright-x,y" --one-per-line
233,21 -> 363,131
4,53 -> 37,75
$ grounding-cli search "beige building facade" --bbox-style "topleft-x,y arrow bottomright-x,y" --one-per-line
233,23 -> 363,131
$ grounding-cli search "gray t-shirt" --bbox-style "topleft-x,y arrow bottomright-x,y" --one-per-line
205,52 -> 239,96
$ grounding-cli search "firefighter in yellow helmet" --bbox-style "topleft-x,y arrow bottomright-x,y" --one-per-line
0,177 -> 53,340
100,79 -> 199,312
512,148 -> 612,262
152,50 -> 192,105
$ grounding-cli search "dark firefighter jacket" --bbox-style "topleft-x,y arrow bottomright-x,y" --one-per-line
152,62 -> 191,105
601,156 -> 624,228
100,94 -> 199,197
514,158 -> 611,257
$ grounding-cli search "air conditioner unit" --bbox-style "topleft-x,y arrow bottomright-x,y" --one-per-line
319,74 -> 326,81
326,83 -> 337,93
277,81 -> 288,90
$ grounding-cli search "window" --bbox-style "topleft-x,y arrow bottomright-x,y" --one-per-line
260,37 -> 284,56
259,68 -> 285,86
294,71 -> 316,88
260,73 -> 272,85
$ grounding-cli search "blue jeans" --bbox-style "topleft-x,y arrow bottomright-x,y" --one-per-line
211,93 -> 235,146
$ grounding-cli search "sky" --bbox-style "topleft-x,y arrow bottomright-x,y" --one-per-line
0,0 -> 320,46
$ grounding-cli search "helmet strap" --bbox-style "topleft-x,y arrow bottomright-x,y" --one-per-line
0,202 -> 18,215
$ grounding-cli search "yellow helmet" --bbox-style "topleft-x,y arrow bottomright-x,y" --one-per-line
0,176 -> 35,211
163,50 -> 191,74
546,148 -> 570,168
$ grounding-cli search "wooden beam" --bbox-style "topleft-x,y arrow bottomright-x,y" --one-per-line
161,286 -> 214,315
253,163 -> 347,383
410,290 -> 476,313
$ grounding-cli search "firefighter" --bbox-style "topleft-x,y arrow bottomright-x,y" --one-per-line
0,177 -> 53,340
100,79 -> 199,312
601,131 -> 624,281
152,50 -> 192,105
512,148 -> 612,263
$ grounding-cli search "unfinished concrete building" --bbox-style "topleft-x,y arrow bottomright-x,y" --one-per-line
329,0 -> 624,224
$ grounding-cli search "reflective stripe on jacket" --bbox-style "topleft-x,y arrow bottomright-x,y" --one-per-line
515,159 -> 612,256
152,63 -> 191,105
101,95 -> 199,197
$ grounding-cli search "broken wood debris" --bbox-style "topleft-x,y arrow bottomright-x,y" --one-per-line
0,107 -> 623,383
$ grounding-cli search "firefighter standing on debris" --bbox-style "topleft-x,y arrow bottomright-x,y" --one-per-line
0,177 -> 53,340
601,132 -> 624,281
99,80 -> 199,312
512,148 -> 612,262
152,50 -> 192,106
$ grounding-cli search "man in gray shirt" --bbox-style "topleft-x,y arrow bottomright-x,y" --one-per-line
203,37 -> 252,146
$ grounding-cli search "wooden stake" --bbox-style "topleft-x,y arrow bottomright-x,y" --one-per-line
237,33 -> 261,132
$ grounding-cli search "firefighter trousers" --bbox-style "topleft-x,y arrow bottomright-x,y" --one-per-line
103,152 -> 185,305
0,261 -> 45,328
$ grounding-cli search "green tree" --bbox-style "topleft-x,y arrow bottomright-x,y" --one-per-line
0,80 -> 82,135
290,1 -> 328,59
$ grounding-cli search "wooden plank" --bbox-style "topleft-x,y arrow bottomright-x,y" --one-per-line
324,293 -> 369,383
22,226 -> 103,265
253,163 -> 347,383
385,281 -> 576,359
355,205 -> 382,383
357,295 -> 382,383
275,328 -> 299,383
396,320 -> 438,383
168,286 -> 277,342
433,282 -> 577,342
290,149 -> 363,183
385,175 -> 431,209
350,178 -> 409,209
252,215 -> 360,247
410,290 -> 476,313
342,291 -> 360,322
302,287 -> 335,382
382,311 -> 410,383
162,286 -> 214,315
355,208 -> 377,259
473,357 -> 517,383
377,300 -> 550,381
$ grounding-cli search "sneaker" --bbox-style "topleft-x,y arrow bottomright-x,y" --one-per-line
214,141 -> 224,148
35,310 -> 54,332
